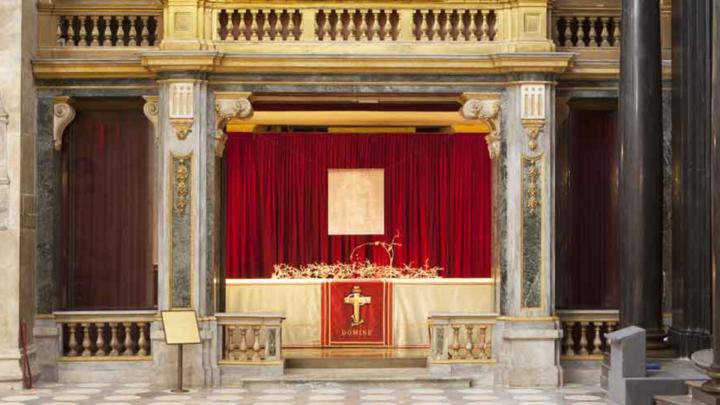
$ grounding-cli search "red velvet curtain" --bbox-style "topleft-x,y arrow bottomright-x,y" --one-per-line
225,132 -> 491,278
557,109 -> 619,309
64,108 -> 154,309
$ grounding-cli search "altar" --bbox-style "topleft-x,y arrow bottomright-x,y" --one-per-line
225,278 -> 495,348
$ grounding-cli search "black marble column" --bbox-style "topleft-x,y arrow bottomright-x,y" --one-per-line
617,0 -> 665,347
669,0 -> 713,358
706,0 -> 720,392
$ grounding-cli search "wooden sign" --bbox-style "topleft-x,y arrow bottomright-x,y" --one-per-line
161,309 -> 201,345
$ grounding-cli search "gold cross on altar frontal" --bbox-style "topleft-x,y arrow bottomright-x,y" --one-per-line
344,286 -> 371,327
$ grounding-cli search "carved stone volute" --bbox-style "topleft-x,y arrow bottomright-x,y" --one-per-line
214,93 -> 253,158
460,97 -> 502,159
53,96 -> 76,152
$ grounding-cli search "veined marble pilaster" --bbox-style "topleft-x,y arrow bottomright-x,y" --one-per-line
154,76 -> 218,387
494,78 -> 561,387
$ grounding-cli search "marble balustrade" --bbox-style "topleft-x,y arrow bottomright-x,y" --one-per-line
557,309 -> 619,360
53,311 -> 156,359
427,312 -> 497,363
216,312 -> 285,363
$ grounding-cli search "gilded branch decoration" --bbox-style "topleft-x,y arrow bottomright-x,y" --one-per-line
174,157 -> 190,215
460,96 -> 502,159
214,92 -> 253,158
521,153 -> 543,309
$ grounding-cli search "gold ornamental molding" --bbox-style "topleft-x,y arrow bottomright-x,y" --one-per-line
53,96 -> 76,151
460,93 -> 502,159
214,92 -> 253,158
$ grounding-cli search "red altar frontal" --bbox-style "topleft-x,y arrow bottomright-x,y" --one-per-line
322,280 -> 392,346
226,278 -> 494,348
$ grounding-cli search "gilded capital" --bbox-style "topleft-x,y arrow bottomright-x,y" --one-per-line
53,96 -> 76,152
460,96 -> 502,159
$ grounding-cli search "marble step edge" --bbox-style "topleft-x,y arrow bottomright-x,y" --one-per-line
654,394 -> 692,405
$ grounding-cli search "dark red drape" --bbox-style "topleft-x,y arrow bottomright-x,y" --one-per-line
557,109 -> 619,309
225,132 -> 491,278
63,107 -> 154,309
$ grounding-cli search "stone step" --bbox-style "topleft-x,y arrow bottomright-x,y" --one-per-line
654,395 -> 693,405
285,356 -> 427,369
222,368 -> 473,389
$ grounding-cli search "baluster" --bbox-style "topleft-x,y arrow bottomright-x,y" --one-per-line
238,327 -> 248,360
563,18 -> 573,46
109,322 -> 120,355
81,323 -> 92,356
420,10 -> 431,41
117,18 -> 126,46
252,325 -> 261,361
224,326 -> 234,360
478,326 -> 488,359
141,16 -> 150,46
248,10 -> 257,40
102,17 -> 112,46
78,16 -> 88,46
436,10 -> 448,41
57,17 -> 66,46
122,322 -> 134,356
90,16 -> 99,46
67,323 -> 79,356
460,10 -> 472,41
365,9 -> 376,41
450,325 -> 460,358
592,321 -> 603,355
578,321 -> 589,356
612,19 -> 620,46
483,326 -> 492,359
588,17 -> 598,46
600,17 -> 610,47
464,325 -> 475,359
95,322 -> 106,356
472,10 -> 482,40
137,322 -> 149,356
128,17 -> 138,46
564,321 -> 576,356
480,11 -> 489,41
577,17 -> 585,46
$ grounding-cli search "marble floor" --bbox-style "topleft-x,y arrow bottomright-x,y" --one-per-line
0,382 -> 610,404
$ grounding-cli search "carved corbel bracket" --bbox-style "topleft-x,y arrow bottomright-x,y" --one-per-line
53,96 -> 76,151
460,95 -> 502,159
521,118 -> 545,151
142,95 -> 159,146
214,92 -> 253,158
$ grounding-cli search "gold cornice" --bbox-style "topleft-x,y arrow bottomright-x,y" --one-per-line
559,61 -> 672,81
33,52 -> 573,79
33,60 -> 155,80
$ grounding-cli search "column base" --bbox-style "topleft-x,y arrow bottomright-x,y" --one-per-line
0,348 -> 25,389
691,380 -> 720,405
668,327 -> 712,358
495,320 -> 563,387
